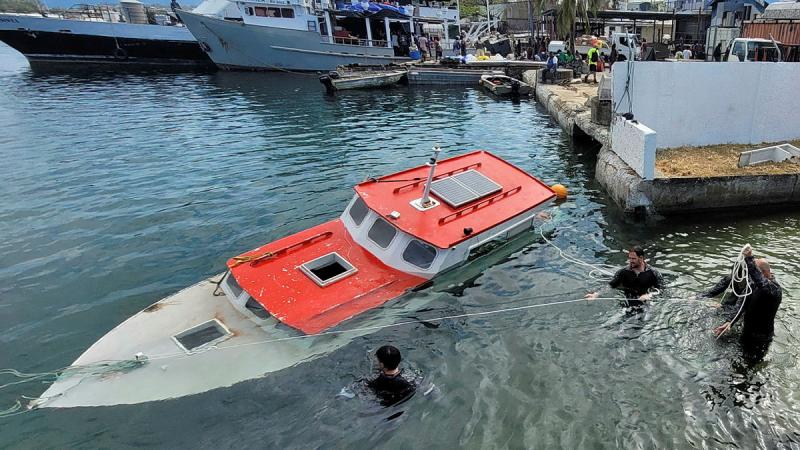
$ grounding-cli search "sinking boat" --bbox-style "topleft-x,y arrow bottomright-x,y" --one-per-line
479,74 -> 532,97
319,68 -> 407,93
32,149 -> 555,408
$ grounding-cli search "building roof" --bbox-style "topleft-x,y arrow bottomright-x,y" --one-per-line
354,150 -> 555,249
763,1 -> 800,19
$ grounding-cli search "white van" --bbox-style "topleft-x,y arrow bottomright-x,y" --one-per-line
726,38 -> 781,62
547,33 -> 640,59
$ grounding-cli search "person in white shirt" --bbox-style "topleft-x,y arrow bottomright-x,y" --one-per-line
682,46 -> 693,60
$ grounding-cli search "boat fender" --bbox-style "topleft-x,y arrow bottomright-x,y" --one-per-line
551,184 -> 568,199
113,47 -> 128,60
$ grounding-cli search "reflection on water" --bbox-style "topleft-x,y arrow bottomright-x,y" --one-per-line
0,42 -> 798,448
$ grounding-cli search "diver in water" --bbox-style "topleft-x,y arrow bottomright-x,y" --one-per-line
585,246 -> 664,307
713,247 -> 782,364
368,345 -> 416,407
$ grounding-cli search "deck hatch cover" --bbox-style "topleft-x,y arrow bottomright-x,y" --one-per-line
173,319 -> 231,352
430,170 -> 502,207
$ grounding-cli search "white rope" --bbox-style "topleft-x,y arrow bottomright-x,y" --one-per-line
716,244 -> 753,339
537,221 -> 616,280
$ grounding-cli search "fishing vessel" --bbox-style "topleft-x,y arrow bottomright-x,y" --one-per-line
0,3 -> 215,70
479,74 -> 532,97
318,67 -> 407,92
32,149 -> 555,408
176,0 -> 413,71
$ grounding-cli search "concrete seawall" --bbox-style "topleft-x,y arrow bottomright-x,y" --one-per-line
523,69 -> 800,215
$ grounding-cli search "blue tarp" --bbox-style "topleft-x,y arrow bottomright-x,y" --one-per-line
334,2 -> 410,18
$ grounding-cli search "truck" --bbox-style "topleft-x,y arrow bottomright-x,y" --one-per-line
548,33 -> 641,60
726,37 -> 782,62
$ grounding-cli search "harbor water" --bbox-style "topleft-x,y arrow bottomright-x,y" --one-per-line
1,42 -> 799,448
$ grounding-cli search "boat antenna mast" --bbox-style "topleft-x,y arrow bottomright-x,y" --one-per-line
420,146 -> 441,208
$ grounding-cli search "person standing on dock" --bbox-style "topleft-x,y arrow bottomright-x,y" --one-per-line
460,32 -> 468,58
712,248 -> 782,364
585,246 -> 664,307
713,42 -> 722,62
584,44 -> 600,84
433,37 -> 443,61
418,34 -> 429,61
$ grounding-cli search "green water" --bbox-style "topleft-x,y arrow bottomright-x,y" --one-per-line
1,43 -> 798,449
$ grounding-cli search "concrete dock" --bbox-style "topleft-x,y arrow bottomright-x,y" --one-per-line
522,66 -> 800,216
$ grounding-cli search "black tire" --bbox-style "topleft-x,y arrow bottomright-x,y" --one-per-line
113,47 -> 128,60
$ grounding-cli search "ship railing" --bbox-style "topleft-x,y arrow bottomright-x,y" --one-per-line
325,36 -> 389,47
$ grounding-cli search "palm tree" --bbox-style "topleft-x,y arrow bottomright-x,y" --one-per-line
531,0 -> 606,52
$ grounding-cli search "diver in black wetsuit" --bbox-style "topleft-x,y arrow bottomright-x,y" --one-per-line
713,248 -> 782,363
368,345 -> 415,407
586,246 -> 664,306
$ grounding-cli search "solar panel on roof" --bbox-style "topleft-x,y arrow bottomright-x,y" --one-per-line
452,170 -> 502,197
430,170 -> 503,207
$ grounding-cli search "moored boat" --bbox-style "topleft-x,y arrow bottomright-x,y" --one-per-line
0,6 -> 215,70
319,68 -> 406,92
176,0 -> 412,72
479,74 -> 532,97
31,149 -> 555,408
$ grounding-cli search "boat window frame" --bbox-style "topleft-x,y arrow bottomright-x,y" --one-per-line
281,7 -> 295,18
402,239 -> 438,269
348,196 -> 369,226
367,216 -> 398,249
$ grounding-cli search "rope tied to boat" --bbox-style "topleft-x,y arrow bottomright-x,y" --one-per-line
230,250 -> 276,268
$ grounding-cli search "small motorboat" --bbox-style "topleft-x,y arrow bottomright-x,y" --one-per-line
31,149 -> 555,408
319,68 -> 407,92
479,74 -> 532,97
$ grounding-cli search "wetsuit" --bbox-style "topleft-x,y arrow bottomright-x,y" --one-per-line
368,370 -> 415,406
726,257 -> 782,361
609,264 -> 664,306
699,273 -> 748,306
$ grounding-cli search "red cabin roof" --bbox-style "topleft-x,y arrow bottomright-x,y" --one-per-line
354,150 -> 555,249
227,219 -> 425,335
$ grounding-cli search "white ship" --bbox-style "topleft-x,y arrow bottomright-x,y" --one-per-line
176,0 -> 417,71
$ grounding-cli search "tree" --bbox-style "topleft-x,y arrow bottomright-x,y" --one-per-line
532,0 -> 605,50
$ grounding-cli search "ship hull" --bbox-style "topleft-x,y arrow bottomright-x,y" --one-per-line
177,10 -> 410,72
0,14 -> 214,70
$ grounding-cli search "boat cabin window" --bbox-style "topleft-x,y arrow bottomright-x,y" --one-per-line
253,6 -> 292,18
244,6 -> 253,15
225,272 -> 244,298
402,239 -> 437,269
368,217 -> 397,248
349,196 -> 369,225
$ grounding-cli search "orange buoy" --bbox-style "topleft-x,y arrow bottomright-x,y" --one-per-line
551,184 -> 568,199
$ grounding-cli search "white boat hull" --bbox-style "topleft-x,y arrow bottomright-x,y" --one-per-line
32,276 -> 354,408
176,10 -> 410,72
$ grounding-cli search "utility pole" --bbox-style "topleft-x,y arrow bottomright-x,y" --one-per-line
486,0 -> 492,33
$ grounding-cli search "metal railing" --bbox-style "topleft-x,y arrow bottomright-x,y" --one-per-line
324,36 -> 389,47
